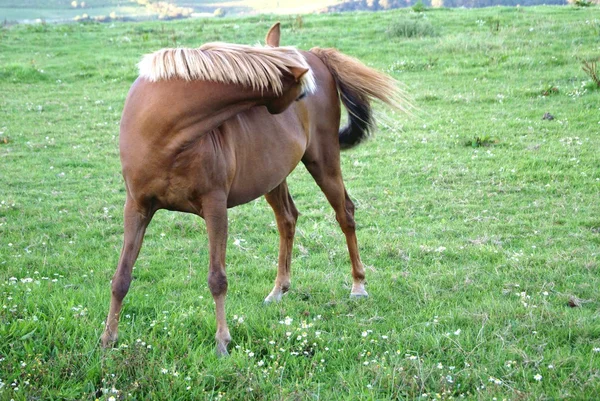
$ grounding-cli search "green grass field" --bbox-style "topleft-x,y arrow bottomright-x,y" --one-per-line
1,6 -> 599,400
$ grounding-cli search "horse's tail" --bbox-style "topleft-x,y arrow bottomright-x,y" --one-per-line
309,47 -> 411,150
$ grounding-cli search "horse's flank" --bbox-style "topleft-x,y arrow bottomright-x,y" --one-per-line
138,42 -> 317,95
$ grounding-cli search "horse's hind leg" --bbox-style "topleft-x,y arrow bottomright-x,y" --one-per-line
101,199 -> 153,347
303,154 -> 368,298
264,180 -> 299,303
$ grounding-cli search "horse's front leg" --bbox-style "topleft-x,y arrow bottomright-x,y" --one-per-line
202,195 -> 231,356
264,180 -> 299,303
101,198 -> 153,347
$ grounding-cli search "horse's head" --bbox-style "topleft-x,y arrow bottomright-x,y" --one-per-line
264,66 -> 312,114
263,24 -> 315,114
265,22 -> 314,114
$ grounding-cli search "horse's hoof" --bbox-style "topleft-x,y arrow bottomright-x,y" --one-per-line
264,295 -> 281,304
100,332 -> 118,348
264,290 -> 284,304
350,282 -> 368,298
216,343 -> 229,357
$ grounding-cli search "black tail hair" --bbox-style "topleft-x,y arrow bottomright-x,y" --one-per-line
338,82 -> 374,150
310,47 -> 410,151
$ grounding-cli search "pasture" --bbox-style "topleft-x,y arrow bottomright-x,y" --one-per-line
1,6 -> 599,400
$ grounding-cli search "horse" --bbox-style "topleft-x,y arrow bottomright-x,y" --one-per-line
101,23 -> 410,355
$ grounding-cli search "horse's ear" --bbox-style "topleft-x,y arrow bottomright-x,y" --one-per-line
289,66 -> 309,82
265,22 -> 281,47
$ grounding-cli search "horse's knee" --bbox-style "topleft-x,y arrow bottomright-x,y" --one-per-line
111,272 -> 132,301
337,194 -> 356,232
336,206 -> 356,234
208,269 -> 228,296
340,215 -> 356,234
289,195 -> 300,221
285,195 -> 299,224
281,212 -> 297,239
342,189 -> 355,217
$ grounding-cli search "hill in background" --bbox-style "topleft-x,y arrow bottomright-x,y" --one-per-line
328,0 -> 567,12
0,0 -> 574,24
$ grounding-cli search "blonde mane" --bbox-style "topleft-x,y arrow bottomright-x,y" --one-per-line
138,42 -> 316,95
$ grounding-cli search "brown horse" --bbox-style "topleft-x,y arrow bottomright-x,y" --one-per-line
101,23 -> 409,355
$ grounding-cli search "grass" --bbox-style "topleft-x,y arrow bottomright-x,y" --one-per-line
1,6 -> 600,400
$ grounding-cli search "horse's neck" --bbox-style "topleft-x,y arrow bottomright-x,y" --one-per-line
121,79 -> 273,150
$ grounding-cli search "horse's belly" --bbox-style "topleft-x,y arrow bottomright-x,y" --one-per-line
223,110 -> 307,207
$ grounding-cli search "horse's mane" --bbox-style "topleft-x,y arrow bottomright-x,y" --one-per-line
138,42 -> 316,95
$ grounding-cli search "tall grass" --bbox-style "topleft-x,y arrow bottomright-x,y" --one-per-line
388,15 -> 437,38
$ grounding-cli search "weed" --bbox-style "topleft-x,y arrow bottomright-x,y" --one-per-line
589,19 -> 600,36
582,59 -> 600,87
2,18 -> 15,28
25,21 -> 48,32
412,0 -> 427,12
295,14 -> 303,29
157,24 -> 178,46
464,135 -> 497,148
487,17 -> 500,33
389,57 -> 438,72
574,0 -> 595,6
290,14 -> 304,31
541,85 -> 559,96
388,16 -> 436,38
